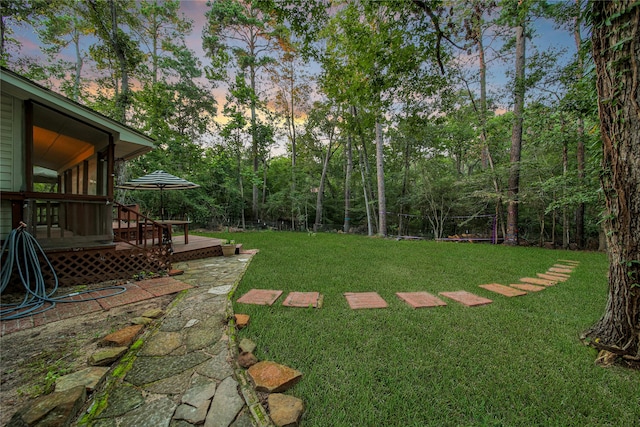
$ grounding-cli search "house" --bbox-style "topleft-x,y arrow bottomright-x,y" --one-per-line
1,67 -> 222,287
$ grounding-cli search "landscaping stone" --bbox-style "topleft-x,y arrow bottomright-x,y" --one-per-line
182,382 -> 217,407
268,393 -> 304,427
510,283 -> 546,292
282,292 -> 322,308
131,316 -> 154,325
396,292 -> 447,308
55,366 -> 109,392
247,361 -> 302,393
549,267 -> 572,274
100,324 -> 144,347
438,291 -> 492,307
8,385 -> 85,427
95,385 -> 145,418
519,277 -> 556,286
208,284 -> 234,295
344,292 -> 388,309
553,264 -> 575,270
196,350 -> 234,381
239,338 -> 256,353
174,402 -> 209,425
169,269 -> 184,276
235,314 -> 250,329
118,396 -> 177,427
204,376 -> 245,427
537,273 -> 568,282
238,352 -> 259,368
186,316 -> 224,351
236,289 -> 283,306
144,369 -> 194,395
138,331 -> 183,356
142,308 -> 164,318
478,284 -> 527,297
88,346 -> 128,366
126,352 -> 210,386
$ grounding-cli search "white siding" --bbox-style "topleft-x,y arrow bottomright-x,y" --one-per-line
1,92 -> 24,237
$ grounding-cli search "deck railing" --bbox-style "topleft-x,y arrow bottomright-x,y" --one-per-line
112,202 -> 172,250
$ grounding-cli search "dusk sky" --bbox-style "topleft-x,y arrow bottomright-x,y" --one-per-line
12,0 -> 579,115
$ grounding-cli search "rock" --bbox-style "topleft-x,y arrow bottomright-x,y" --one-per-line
88,347 -> 128,366
142,308 -> 164,318
174,402 -> 209,425
268,393 -> 304,427
95,384 -> 144,418
234,314 -> 250,329
126,352 -> 209,386
8,385 -> 86,427
204,376 -> 244,427
55,367 -> 110,392
182,382 -> 217,408
247,361 -> 302,393
138,332 -> 183,356
100,324 -> 144,347
184,319 -> 200,328
196,351 -> 234,381
238,338 -> 256,354
238,352 -> 258,368
118,396 -> 176,427
131,317 -> 154,325
168,269 -> 184,276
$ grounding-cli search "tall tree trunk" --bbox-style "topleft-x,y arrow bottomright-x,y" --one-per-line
314,140 -> 333,232
375,121 -> 387,236
505,15 -> 526,246
356,143 -> 373,236
344,130 -> 353,233
574,0 -> 586,248
584,0 -> 640,361
562,119 -> 569,249
398,131 -> 411,236
250,66 -> 259,221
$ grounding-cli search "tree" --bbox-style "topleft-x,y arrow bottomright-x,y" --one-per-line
583,0 -> 640,364
203,0 -> 283,221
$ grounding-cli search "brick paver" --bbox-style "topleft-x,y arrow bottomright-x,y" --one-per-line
137,277 -> 193,297
236,289 -> 283,306
439,291 -> 492,307
519,277 -> 556,287
538,273 -> 568,282
510,283 -> 546,292
549,267 -> 572,274
396,292 -> 447,308
344,292 -> 388,309
282,292 -> 322,308
479,284 -> 527,297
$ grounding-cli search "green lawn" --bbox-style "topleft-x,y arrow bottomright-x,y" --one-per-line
201,231 -> 639,426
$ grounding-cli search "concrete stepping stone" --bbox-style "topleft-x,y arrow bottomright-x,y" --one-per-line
549,267 -> 572,274
438,291 -> 493,307
510,283 -> 545,292
545,271 -> 570,279
553,263 -> 575,270
282,291 -> 322,308
344,292 -> 388,309
519,277 -> 556,286
237,289 -> 283,306
538,273 -> 568,282
558,259 -> 579,265
247,361 -> 303,393
479,284 -> 527,297
396,292 -> 447,308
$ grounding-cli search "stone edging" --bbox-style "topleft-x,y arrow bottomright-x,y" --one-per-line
225,254 -> 275,427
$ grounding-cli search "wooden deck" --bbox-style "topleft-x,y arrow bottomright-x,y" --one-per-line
115,234 -> 225,262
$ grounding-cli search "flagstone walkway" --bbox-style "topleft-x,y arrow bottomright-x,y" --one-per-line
236,260 -> 579,310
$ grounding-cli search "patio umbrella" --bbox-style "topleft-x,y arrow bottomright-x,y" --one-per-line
117,170 -> 200,220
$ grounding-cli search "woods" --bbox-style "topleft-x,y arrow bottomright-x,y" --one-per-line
0,0 -> 612,244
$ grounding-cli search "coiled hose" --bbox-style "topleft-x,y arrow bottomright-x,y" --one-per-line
1,223 -> 126,321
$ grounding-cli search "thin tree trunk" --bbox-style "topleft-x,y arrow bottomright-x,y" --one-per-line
314,140 -> 333,232
375,121 -> 387,236
344,130 -> 353,233
505,16 -> 526,245
356,143 -> 373,236
584,0 -> 640,360
562,119 -> 569,249
574,0 -> 586,248
398,131 -> 411,236
250,67 -> 259,221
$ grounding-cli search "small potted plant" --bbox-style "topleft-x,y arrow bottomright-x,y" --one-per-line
221,239 -> 236,256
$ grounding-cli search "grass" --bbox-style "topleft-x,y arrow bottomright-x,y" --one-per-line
200,231 -> 639,426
